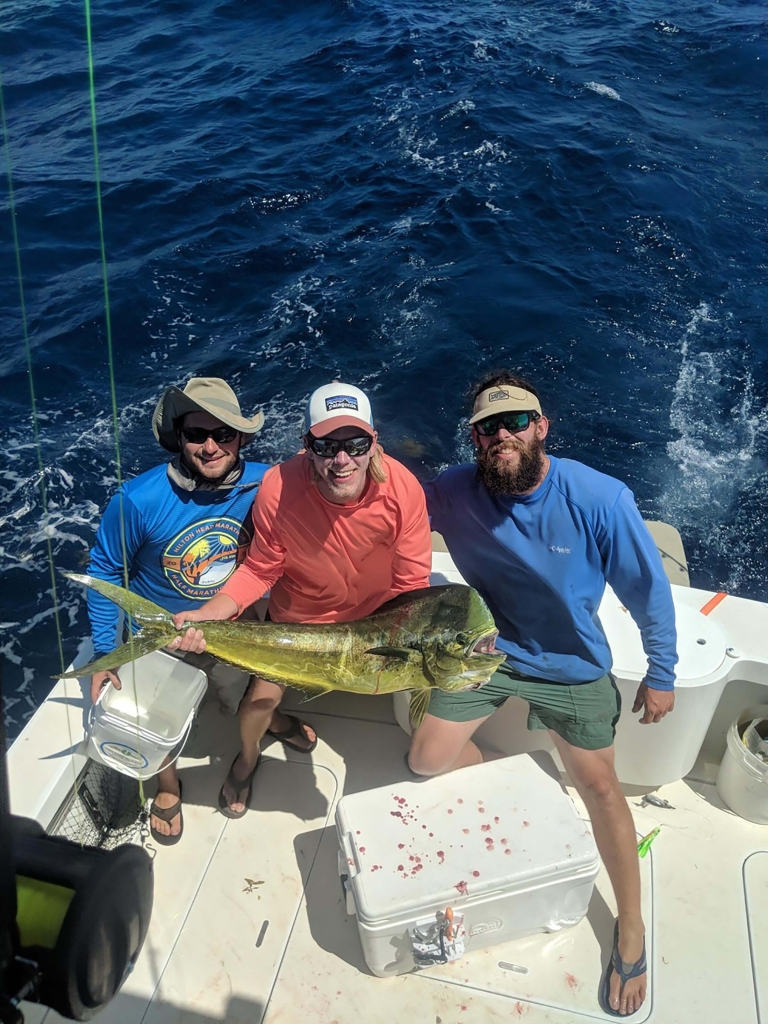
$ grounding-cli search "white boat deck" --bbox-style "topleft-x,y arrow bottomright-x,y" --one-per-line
14,684 -> 768,1024
10,524 -> 768,1023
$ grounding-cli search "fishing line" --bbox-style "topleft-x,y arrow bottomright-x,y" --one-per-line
0,69 -> 78,803
83,0 -> 146,810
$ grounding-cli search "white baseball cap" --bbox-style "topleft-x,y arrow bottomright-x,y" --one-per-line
304,382 -> 375,438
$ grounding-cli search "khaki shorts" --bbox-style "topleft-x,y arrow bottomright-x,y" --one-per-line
427,662 -> 622,750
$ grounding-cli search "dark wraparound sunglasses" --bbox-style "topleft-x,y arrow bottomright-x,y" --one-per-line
306,434 -> 374,458
180,425 -> 239,444
474,411 -> 538,437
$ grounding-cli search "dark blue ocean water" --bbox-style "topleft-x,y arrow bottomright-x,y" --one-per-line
1,0 -> 766,737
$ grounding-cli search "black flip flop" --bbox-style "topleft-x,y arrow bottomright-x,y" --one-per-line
599,920 -> 647,1017
150,780 -> 184,847
218,753 -> 262,819
265,714 -> 318,753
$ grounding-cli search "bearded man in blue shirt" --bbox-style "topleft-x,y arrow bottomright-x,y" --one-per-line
408,370 -> 677,1019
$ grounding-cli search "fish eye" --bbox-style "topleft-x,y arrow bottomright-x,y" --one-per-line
456,632 -> 470,645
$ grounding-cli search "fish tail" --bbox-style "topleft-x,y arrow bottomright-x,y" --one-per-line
59,572 -> 178,678
59,631 -> 176,679
64,572 -> 175,625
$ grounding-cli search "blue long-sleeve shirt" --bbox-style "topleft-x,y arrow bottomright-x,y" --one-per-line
86,461 -> 268,655
424,456 -> 677,690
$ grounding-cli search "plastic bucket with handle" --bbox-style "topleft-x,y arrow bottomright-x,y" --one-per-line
87,650 -> 207,780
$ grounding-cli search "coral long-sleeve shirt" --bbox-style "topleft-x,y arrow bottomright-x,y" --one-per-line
220,452 -> 432,623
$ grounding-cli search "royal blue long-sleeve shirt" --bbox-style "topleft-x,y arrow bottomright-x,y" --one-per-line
424,456 -> 677,690
86,461 -> 268,656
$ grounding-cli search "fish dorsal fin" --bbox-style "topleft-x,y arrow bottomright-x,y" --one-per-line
365,646 -> 418,661
408,689 -> 431,729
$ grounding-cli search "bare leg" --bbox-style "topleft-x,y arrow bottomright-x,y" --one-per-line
549,733 -> 646,1017
407,713 -> 493,775
221,677 -> 314,813
150,760 -> 181,838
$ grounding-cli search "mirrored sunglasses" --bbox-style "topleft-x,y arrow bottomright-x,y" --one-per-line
474,411 -> 537,437
306,434 -> 374,458
180,425 -> 239,444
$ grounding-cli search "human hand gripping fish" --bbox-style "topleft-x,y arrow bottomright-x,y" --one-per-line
63,575 -> 504,727
169,591 -> 240,656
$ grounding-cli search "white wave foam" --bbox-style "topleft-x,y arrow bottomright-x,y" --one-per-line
661,303 -> 768,549
585,82 -> 621,101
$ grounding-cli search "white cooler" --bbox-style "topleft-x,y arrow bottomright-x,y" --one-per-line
335,755 -> 600,977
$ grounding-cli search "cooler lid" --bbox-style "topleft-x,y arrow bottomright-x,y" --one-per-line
599,587 -> 726,684
335,755 -> 598,926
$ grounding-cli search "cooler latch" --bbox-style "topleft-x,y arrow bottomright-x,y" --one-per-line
410,907 -> 465,967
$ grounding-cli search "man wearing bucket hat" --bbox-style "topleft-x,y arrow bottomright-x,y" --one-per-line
170,381 -> 432,818
87,377 -> 274,846
407,370 -> 677,1018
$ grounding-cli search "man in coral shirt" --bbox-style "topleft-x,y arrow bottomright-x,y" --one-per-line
172,382 -> 432,817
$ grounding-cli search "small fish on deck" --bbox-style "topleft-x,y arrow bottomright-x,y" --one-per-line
636,793 -> 675,810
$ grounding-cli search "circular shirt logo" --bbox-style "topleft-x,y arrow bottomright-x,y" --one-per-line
162,516 -> 251,599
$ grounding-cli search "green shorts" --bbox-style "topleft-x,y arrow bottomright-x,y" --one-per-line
427,662 -> 622,751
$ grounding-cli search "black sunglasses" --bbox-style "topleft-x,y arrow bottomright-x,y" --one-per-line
474,411 -> 538,437
306,434 -> 374,458
180,425 -> 239,444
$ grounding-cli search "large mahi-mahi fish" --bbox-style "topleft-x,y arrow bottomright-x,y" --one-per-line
63,574 -> 505,725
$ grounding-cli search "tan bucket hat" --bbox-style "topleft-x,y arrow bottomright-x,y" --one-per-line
152,377 -> 265,453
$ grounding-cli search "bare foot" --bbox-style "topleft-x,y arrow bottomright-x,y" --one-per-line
267,711 -> 317,751
221,751 -> 260,815
151,786 -> 182,838
609,925 -> 647,1016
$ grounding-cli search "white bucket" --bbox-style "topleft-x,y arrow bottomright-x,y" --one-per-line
88,650 -> 208,780
715,704 -> 768,824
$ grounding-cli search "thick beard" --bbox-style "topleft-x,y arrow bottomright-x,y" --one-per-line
477,436 -> 546,497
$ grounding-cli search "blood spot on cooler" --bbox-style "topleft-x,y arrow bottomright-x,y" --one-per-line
360,846 -> 366,853
397,864 -> 404,871
437,851 -> 445,863
347,858 -> 354,865
390,811 -> 402,817
472,870 -> 480,877
505,848 -> 511,855
481,824 -> 492,832
501,838 -> 508,845
494,816 -> 500,824
455,880 -> 468,895
429,832 -> 434,837
522,821 -> 530,828
462,828 -> 470,835
398,843 -> 405,849
356,831 -> 361,835
457,798 -> 464,804
422,824 -> 427,829
565,972 -> 579,990
447,809 -> 454,814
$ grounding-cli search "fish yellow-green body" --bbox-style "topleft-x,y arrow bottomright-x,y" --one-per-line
63,574 -> 504,724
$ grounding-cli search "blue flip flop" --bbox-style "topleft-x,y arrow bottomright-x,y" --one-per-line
599,920 -> 647,1017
